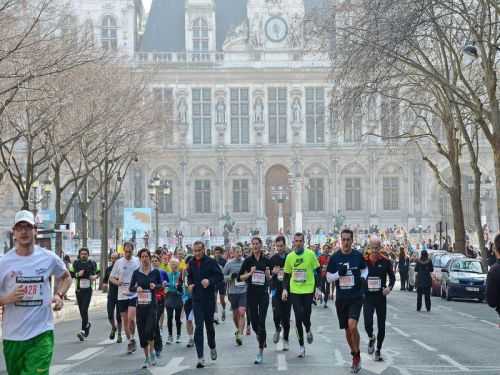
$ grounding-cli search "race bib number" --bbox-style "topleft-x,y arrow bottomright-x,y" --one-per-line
293,270 -> 306,282
119,283 -> 130,298
235,281 -> 246,287
367,277 -> 382,292
339,275 -> 355,289
277,269 -> 284,281
252,271 -> 265,286
137,291 -> 152,305
16,276 -> 43,307
79,278 -> 91,289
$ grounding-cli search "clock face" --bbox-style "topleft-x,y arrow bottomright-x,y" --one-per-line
265,16 -> 288,43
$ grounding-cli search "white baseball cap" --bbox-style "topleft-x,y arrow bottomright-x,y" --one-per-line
14,210 -> 35,226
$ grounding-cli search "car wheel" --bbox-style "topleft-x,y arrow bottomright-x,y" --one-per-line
446,286 -> 452,301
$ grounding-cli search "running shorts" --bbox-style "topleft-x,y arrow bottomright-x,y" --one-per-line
215,281 -> 227,295
335,299 -> 363,329
118,297 -> 138,313
184,299 -> 193,321
228,293 -> 247,311
3,330 -> 54,375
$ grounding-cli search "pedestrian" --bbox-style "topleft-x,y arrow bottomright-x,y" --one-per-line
0,210 -> 72,375
183,255 -> 195,348
318,244 -> 332,308
486,233 -> 500,327
103,252 -> 122,343
398,247 -> 410,291
129,248 -> 162,369
186,241 -> 223,368
415,249 -> 433,312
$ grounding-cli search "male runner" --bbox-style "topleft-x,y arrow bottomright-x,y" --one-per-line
0,210 -> 72,375
239,237 -> 272,364
269,235 -> 291,350
110,242 -> 140,354
318,244 -> 332,308
282,232 -> 319,357
223,245 -> 247,345
103,252 -> 122,343
213,246 -> 227,323
327,229 -> 368,374
363,237 -> 395,361
73,248 -> 98,341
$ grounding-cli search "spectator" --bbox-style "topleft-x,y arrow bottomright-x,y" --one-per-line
486,233 -> 500,327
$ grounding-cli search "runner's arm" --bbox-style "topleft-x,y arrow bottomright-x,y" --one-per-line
55,270 -> 72,298
129,271 -> 138,292
209,259 -> 223,286
387,261 -> 396,289
283,273 -> 291,292
109,262 -> 121,286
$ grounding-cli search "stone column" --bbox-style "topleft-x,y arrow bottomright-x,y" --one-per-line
255,159 -> 266,234
294,177 -> 304,233
179,160 -> 189,234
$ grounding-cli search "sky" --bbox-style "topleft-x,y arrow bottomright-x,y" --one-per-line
143,0 -> 152,13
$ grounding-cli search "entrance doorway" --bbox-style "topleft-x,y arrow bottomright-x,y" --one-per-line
265,165 -> 291,235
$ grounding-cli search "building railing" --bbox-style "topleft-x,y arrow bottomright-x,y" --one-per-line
137,51 -> 225,65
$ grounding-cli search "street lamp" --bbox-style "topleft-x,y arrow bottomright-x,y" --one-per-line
271,185 -> 289,234
30,179 -> 52,218
149,174 -> 171,249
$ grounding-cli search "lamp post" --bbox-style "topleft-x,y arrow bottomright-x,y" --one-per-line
30,179 -> 52,219
271,185 -> 289,234
149,174 -> 171,249
468,176 -> 493,226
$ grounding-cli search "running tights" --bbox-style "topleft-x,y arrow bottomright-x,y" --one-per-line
290,293 -> 313,346
166,305 -> 182,337
76,289 -> 92,331
248,291 -> 269,349
363,295 -> 387,350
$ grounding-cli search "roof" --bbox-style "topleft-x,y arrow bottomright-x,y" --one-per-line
140,0 -> 332,52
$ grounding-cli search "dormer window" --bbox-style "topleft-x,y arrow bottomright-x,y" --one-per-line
193,18 -> 209,52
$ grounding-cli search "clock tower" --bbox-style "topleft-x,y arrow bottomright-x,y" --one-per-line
247,0 -> 305,50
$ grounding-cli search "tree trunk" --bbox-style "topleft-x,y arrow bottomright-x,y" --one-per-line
470,160 -> 487,268
449,160 -> 466,253
81,207 -> 89,248
99,206 -> 108,289
54,168 -> 63,257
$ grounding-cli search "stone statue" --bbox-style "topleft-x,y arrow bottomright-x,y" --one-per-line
249,16 -> 263,48
292,97 -> 302,123
254,97 -> 264,123
216,98 -> 226,124
177,97 -> 187,124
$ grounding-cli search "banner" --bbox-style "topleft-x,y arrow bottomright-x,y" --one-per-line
123,208 -> 152,242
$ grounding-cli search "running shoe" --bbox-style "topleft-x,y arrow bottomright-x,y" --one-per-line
142,358 -> 150,369
117,334 -> 122,344
298,346 -> 305,358
235,332 -> 242,346
221,310 -> 226,321
306,331 -> 313,344
109,327 -> 116,340
176,334 -> 181,343
127,341 -> 133,354
150,352 -> 157,366
210,348 -> 217,361
155,350 -> 161,359
131,339 -> 137,353
84,322 -> 91,337
351,352 -> 361,373
77,331 -> 85,342
374,350 -> 383,362
167,335 -> 173,345
187,338 -> 194,348
368,336 -> 376,355
196,359 -> 205,368
273,330 -> 281,344
282,340 -> 289,351
323,303 -> 328,309
254,352 -> 263,364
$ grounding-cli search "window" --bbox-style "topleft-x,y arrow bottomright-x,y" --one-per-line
230,88 -> 250,144
195,180 -> 211,213
345,177 -> 361,211
153,88 -> 174,144
306,87 -> 325,143
193,18 -> 209,52
268,87 -> 287,144
381,97 -> 400,139
101,15 -> 118,51
192,88 -> 212,144
233,179 -> 249,213
159,180 -> 173,214
367,96 -> 377,121
344,99 -> 362,143
308,178 -> 324,211
383,177 -> 399,210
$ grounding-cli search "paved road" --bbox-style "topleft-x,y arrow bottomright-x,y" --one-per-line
1,287 -> 498,375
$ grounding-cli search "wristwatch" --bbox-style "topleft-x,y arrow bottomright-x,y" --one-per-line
56,292 -> 65,299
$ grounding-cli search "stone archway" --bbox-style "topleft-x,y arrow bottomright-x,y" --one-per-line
265,165 -> 291,235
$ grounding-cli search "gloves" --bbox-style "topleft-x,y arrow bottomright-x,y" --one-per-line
339,264 -> 348,276
231,272 -> 238,280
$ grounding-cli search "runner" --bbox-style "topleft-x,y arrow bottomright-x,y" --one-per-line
152,254 -> 168,357
269,235 -> 291,351
363,237 -> 395,361
182,256 -> 195,348
109,242 -> 140,354
282,232 -> 320,357
223,245 -> 247,346
239,237 -> 273,364
73,247 -> 98,341
129,248 -> 162,369
213,246 -> 227,323
186,241 -> 223,368
0,210 -> 72,375
318,244 -> 332,308
327,229 -> 368,374
165,258 -> 184,344
103,252 -> 122,343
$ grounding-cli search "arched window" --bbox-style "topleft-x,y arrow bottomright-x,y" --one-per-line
367,95 -> 377,121
101,15 -> 118,51
193,18 -> 209,52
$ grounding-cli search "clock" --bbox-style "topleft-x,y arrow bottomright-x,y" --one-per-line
265,16 -> 288,43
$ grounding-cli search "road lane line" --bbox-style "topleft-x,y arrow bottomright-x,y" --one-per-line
51,364 -> 71,374
386,321 -> 392,326
457,312 -> 475,319
480,319 -> 497,327
387,304 -> 400,312
391,326 -> 410,338
334,349 -> 344,366
412,339 -> 437,352
439,354 -> 470,371
277,354 -> 287,371
97,339 -> 115,345
66,347 -> 102,361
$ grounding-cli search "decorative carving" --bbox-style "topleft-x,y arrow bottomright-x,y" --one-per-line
177,97 -> 188,124
215,97 -> 226,124
254,97 -> 264,124
291,97 -> 302,124
249,16 -> 264,49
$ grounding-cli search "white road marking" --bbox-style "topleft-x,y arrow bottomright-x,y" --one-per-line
395,366 -> 412,375
412,339 -> 437,352
457,312 -> 475,319
334,349 -> 344,366
392,313 -> 399,319
387,304 -> 400,312
277,354 -> 288,371
318,333 -> 332,344
386,321 -> 392,326
391,326 -> 410,338
151,357 -> 189,375
66,347 -> 102,361
480,319 -> 498,327
439,354 -> 470,371
51,364 -> 71,374
97,339 -> 115,345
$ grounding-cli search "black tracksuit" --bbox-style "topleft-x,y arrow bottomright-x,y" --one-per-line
73,259 -> 97,331
269,252 -> 291,341
415,260 -> 433,311
187,255 -> 223,359
487,260 -> 500,317
239,254 -> 273,349
103,264 -> 121,331
398,257 -> 410,290
363,256 -> 396,350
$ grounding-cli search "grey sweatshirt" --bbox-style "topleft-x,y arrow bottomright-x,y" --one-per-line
223,258 -> 247,294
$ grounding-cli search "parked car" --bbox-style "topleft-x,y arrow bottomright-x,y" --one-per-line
430,253 -> 464,296
440,258 -> 487,302
408,249 -> 445,291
